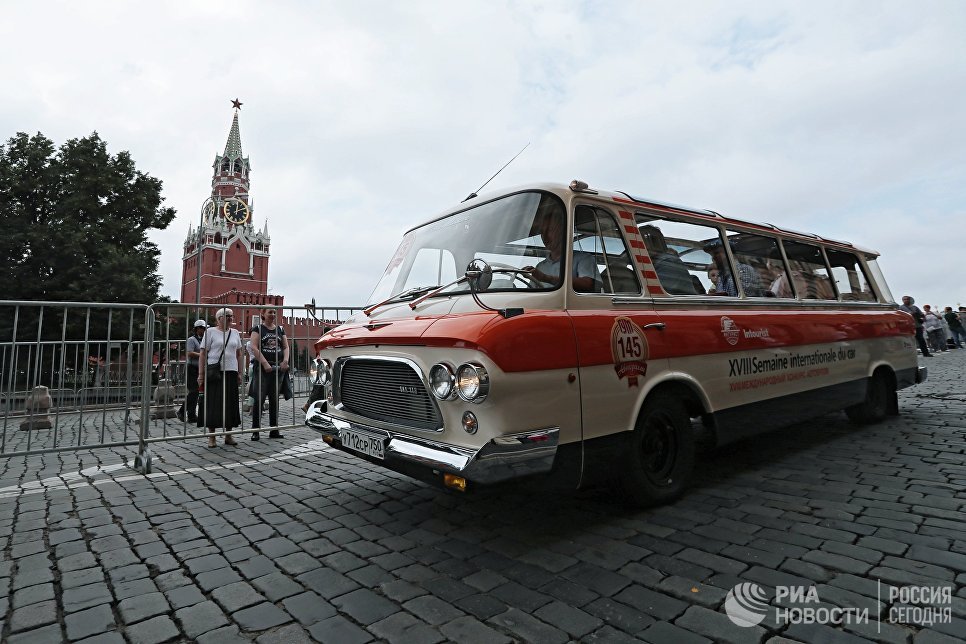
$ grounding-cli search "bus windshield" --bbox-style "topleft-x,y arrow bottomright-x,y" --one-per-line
367,192 -> 566,306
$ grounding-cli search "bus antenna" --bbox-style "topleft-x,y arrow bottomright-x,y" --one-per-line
463,142 -> 530,202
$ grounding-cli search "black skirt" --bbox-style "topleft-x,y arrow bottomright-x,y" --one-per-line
203,371 -> 242,430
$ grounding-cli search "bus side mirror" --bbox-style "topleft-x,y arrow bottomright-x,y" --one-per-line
465,259 -> 493,292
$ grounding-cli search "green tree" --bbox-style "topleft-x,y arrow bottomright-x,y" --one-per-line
0,131 -> 176,303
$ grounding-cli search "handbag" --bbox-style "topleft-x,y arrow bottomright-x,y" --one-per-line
196,391 -> 206,427
206,363 -> 223,383
280,370 -> 293,401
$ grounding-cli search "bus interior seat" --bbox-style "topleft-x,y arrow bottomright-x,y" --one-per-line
601,260 -> 641,294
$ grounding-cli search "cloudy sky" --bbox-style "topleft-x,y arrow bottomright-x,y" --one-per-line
3,1 -> 965,310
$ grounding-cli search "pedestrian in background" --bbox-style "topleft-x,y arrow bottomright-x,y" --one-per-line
250,308 -> 290,441
922,305 -> 947,353
944,306 -> 966,348
899,295 -> 931,357
198,308 -> 244,447
177,319 -> 206,423
243,339 -> 255,412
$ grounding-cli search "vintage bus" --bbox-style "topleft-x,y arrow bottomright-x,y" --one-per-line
305,181 -> 925,505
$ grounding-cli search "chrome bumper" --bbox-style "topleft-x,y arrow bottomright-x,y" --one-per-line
305,402 -> 559,484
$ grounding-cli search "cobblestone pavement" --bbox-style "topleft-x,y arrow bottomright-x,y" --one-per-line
0,352 -> 964,643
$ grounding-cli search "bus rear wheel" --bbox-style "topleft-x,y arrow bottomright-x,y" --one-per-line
620,392 -> 695,507
845,371 -> 892,424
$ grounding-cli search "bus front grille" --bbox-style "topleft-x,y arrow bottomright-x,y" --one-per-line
338,358 -> 442,431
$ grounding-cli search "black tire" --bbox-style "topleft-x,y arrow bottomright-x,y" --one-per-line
845,372 -> 892,424
620,391 -> 695,507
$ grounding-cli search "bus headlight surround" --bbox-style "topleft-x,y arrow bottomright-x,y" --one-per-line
429,363 -> 456,400
456,363 -> 489,403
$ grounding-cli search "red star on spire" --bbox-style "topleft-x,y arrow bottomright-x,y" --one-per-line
231,98 -> 243,110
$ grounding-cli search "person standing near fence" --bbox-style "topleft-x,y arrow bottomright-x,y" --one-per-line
922,305 -> 947,353
198,308 -> 244,447
178,320 -> 206,423
249,308 -> 290,441
899,295 -> 931,357
944,306 -> 965,348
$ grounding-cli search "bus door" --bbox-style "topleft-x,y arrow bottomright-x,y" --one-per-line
566,205 -> 673,481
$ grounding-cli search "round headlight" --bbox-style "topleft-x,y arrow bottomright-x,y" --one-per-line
429,363 -> 455,400
456,363 -> 489,403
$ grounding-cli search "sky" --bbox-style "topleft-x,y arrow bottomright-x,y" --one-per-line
2,1 -> 965,310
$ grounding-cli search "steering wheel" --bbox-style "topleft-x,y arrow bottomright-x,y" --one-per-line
487,262 -> 535,288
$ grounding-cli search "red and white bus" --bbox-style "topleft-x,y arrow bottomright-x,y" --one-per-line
306,181 -> 925,504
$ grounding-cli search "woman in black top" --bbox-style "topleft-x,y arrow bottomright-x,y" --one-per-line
249,308 -> 290,440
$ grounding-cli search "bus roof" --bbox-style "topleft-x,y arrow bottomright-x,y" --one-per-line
411,181 -> 880,257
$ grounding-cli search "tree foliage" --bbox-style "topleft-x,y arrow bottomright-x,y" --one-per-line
0,131 -> 176,303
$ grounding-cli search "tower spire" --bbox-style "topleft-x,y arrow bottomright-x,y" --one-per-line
181,100 -> 273,307
224,102 -> 244,159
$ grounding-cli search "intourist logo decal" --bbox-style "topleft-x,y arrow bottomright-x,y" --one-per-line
720,315 -> 770,345
611,317 -> 648,387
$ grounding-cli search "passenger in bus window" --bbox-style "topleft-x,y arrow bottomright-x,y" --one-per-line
704,240 -> 763,297
707,267 -> 719,290
640,225 -> 698,294
769,267 -> 808,299
526,214 -> 602,293
789,271 -> 826,299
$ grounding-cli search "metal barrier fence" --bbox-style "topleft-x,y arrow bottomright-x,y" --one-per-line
0,300 -> 361,474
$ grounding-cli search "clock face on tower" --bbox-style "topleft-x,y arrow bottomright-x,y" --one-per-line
223,199 -> 250,225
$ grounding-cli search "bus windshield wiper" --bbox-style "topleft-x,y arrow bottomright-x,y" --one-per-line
408,277 -> 468,309
363,285 -> 441,316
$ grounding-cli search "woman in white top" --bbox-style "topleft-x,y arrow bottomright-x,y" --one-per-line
198,307 -> 245,446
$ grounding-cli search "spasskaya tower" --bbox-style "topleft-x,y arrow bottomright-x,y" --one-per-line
180,99 -> 274,305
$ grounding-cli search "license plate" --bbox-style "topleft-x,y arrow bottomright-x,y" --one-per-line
339,428 -> 386,460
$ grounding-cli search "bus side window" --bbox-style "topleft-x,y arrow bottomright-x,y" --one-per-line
781,241 -> 836,300
826,249 -> 877,302
633,213 -> 722,296
724,231 -> 792,298
573,206 -> 641,295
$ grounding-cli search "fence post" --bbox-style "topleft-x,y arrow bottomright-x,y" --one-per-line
123,340 -> 134,430
133,306 -> 154,474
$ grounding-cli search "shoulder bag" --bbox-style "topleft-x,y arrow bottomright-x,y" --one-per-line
205,329 -> 233,383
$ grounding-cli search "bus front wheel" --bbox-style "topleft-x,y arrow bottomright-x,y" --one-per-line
620,391 -> 695,507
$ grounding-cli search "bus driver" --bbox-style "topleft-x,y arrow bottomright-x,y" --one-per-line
525,213 -> 602,293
